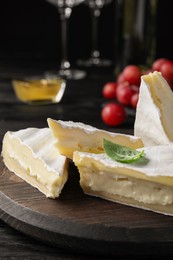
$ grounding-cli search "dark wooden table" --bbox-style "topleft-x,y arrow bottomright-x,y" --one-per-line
1,61 -> 173,259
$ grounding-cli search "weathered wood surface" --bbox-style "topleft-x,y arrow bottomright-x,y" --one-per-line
1,64 -> 173,259
1,159 -> 173,258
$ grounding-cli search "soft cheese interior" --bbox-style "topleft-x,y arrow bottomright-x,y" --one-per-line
2,128 -> 68,198
48,118 -> 144,159
134,71 -> 173,146
73,145 -> 173,215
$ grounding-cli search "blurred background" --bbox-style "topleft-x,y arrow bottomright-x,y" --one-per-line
0,0 -> 172,70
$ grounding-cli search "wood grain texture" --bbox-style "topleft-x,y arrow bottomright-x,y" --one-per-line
1,64 -> 173,258
1,158 -> 173,257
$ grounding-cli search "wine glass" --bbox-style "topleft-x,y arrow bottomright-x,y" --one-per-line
78,0 -> 113,67
46,0 -> 86,80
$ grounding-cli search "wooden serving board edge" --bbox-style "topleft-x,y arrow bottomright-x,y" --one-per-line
0,191 -> 129,257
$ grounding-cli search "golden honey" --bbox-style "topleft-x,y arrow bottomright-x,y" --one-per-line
12,78 -> 66,105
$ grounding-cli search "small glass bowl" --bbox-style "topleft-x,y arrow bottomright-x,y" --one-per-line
12,76 -> 66,105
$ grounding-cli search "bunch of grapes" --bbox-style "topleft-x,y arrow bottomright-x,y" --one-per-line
101,58 -> 173,126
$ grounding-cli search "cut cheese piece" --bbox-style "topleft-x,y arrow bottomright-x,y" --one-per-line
48,119 -> 144,159
73,144 -> 173,216
1,128 -> 68,198
134,71 -> 173,146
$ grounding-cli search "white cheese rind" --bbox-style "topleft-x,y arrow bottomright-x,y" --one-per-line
48,119 -> 144,158
2,128 -> 68,198
52,120 -> 140,141
134,71 -> 173,146
73,145 -> 173,215
74,145 -> 173,178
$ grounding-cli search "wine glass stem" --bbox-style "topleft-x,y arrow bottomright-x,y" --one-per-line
59,8 -> 72,70
91,8 -> 101,59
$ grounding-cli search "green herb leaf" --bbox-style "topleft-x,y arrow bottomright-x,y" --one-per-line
103,138 -> 144,163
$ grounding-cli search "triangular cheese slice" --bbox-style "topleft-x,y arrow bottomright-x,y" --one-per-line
1,128 -> 68,198
134,71 -> 173,146
48,119 -> 143,159
73,144 -> 173,216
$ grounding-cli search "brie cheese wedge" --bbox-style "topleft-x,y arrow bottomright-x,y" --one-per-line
2,128 -> 68,198
134,71 -> 173,146
48,119 -> 143,159
73,145 -> 173,216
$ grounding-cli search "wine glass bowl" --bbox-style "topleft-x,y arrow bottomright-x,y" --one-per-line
47,0 -> 84,8
87,0 -> 112,9
78,0 -> 113,67
46,0 -> 86,80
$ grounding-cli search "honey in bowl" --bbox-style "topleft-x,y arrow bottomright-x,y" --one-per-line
12,77 -> 66,105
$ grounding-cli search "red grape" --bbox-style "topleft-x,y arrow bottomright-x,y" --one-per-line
160,61 -> 173,81
101,103 -> 126,126
131,93 -> 139,109
152,58 -> 170,71
122,65 -> 141,86
116,85 -> 136,106
117,72 -> 126,84
102,82 -> 117,99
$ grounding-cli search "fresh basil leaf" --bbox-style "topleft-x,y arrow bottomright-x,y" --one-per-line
103,138 -> 144,163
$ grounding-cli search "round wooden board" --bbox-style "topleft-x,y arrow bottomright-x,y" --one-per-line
1,159 -> 173,257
